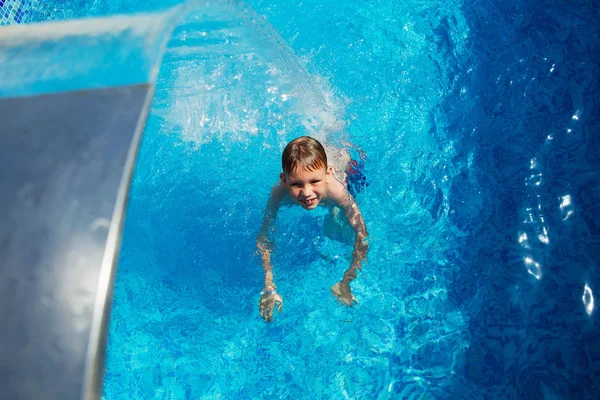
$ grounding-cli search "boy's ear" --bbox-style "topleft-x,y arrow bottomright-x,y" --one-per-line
325,166 -> 333,182
280,172 -> 287,185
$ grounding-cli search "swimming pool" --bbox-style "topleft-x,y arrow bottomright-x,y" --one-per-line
23,0 -> 600,398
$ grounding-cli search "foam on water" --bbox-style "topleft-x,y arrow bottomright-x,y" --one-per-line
152,2 -> 347,146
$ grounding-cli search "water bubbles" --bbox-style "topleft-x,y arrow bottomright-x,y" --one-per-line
519,232 -> 528,245
524,257 -> 542,280
582,284 -> 594,316
559,194 -> 574,220
529,158 -> 538,169
519,157 -> 549,280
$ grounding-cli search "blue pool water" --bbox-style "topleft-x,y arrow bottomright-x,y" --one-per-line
26,0 -> 600,398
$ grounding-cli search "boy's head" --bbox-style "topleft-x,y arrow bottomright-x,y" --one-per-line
281,136 -> 328,176
280,136 -> 331,210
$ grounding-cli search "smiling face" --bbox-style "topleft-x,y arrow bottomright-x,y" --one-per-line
281,165 -> 332,210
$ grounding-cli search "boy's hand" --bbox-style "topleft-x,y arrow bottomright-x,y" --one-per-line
331,280 -> 358,307
259,292 -> 283,322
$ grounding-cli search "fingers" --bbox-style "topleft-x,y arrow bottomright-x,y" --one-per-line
345,297 -> 358,307
338,298 -> 354,307
259,294 -> 283,322
259,298 -> 272,322
260,305 -> 273,322
275,295 -> 283,313
334,293 -> 358,307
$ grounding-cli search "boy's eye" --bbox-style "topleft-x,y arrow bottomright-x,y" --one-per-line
291,183 -> 302,187
311,180 -> 321,184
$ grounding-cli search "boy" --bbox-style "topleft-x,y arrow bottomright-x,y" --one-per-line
256,136 -> 369,322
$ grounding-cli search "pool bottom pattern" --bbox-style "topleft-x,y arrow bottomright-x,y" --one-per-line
0,0 -> 36,25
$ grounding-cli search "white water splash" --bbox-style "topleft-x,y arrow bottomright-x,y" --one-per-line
152,1 -> 346,147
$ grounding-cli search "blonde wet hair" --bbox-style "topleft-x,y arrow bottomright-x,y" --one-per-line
281,136 -> 328,176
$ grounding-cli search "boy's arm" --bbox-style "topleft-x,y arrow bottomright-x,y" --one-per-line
333,186 -> 368,268
332,185 -> 369,288
329,185 -> 369,306
257,184 -> 286,322
342,197 -> 369,265
256,183 -> 286,291
341,195 -> 369,281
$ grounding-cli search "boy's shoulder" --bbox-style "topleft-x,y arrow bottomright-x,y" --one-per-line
325,176 -> 352,206
270,182 -> 292,204
271,181 -> 287,195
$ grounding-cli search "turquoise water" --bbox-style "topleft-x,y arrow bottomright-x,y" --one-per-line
27,0 -> 600,398
109,2 -> 469,397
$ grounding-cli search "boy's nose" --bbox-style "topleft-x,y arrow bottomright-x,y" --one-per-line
300,185 -> 312,196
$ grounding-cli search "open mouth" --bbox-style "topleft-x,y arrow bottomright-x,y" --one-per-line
300,198 -> 317,206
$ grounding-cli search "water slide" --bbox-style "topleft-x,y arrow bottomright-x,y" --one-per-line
0,10 -> 177,400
